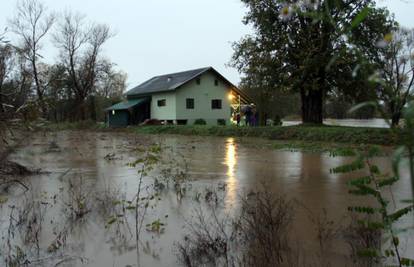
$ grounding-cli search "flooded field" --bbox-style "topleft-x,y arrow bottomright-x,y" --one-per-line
283,118 -> 391,128
1,130 -> 413,266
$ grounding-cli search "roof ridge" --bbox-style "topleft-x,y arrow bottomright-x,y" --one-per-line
155,66 -> 211,78
126,66 -> 219,97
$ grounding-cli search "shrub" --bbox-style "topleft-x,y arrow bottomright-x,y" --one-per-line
273,115 -> 282,126
217,119 -> 226,126
194,119 -> 207,125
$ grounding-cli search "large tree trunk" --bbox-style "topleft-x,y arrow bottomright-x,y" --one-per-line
72,96 -> 86,121
300,88 -> 323,124
89,96 -> 97,122
391,112 -> 401,128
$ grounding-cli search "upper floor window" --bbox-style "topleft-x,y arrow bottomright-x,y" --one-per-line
214,79 -> 219,86
211,99 -> 222,109
196,77 -> 201,85
157,99 -> 166,107
186,98 -> 194,109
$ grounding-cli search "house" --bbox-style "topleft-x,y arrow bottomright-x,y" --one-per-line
105,67 -> 252,127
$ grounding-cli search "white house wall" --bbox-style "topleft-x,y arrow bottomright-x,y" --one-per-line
150,91 -> 177,121
175,71 -> 232,125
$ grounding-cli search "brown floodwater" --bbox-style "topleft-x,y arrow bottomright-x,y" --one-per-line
1,130 -> 413,266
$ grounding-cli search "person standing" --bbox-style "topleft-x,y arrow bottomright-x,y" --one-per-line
251,109 -> 257,126
245,106 -> 252,126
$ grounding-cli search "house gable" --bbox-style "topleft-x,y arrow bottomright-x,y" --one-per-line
114,67 -> 254,125
175,71 -> 232,125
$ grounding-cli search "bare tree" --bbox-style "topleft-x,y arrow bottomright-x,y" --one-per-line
0,44 -> 15,114
9,0 -> 55,117
54,11 -> 112,120
95,60 -> 127,99
378,27 -> 414,127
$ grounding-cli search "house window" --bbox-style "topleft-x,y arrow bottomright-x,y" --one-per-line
157,99 -> 166,107
214,79 -> 219,86
196,77 -> 201,85
186,98 -> 194,109
211,99 -> 222,109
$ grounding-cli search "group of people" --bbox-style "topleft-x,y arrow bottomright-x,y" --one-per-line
234,104 -> 259,126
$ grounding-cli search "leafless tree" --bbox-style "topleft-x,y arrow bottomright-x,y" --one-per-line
9,0 -> 55,117
53,11 -> 113,120
95,61 -> 127,99
379,27 -> 414,127
0,44 -> 15,114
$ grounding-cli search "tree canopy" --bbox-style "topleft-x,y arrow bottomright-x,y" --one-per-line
232,0 -> 395,124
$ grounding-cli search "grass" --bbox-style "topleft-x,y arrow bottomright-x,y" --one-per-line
268,140 -> 393,156
131,125 -> 398,146
30,122 -> 398,152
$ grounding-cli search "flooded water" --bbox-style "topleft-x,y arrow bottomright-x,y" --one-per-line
1,131 -> 413,266
283,118 -> 390,128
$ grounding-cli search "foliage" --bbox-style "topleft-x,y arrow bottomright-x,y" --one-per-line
217,119 -> 226,126
332,145 -> 414,266
53,11 -> 114,120
239,84 -> 301,125
104,143 -> 191,263
371,28 -> 414,127
193,118 -> 207,125
1,1 -> 125,123
231,0 -> 395,124
401,101 -> 414,201
176,190 -> 295,267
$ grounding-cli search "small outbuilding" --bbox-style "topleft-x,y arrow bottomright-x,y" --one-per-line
105,97 -> 150,127
105,67 -> 252,127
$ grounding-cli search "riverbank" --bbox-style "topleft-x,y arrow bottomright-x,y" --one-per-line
131,125 -> 397,146
30,122 -> 399,153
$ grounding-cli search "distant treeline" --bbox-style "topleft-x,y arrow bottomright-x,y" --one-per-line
0,0 -> 126,124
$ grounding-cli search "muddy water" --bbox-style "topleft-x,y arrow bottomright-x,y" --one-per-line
2,131 -> 413,266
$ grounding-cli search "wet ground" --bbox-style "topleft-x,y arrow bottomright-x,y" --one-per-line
1,130 -> 413,266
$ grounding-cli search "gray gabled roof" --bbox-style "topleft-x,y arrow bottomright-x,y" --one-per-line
126,67 -> 212,97
126,66 -> 254,104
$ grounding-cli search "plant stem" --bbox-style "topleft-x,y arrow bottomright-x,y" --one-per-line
366,159 -> 402,266
408,146 -> 414,201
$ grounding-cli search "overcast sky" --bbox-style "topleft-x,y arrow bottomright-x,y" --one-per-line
1,0 -> 413,88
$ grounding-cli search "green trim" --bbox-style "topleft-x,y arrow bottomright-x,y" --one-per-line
105,97 -> 150,111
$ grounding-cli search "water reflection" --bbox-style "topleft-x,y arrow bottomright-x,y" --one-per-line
224,138 -> 238,207
225,138 -> 237,178
7,132 -> 413,266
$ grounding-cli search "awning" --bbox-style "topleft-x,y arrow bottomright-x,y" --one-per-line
105,97 -> 150,111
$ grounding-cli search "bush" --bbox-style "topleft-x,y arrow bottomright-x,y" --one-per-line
273,115 -> 282,126
217,119 -> 226,126
194,119 -> 207,125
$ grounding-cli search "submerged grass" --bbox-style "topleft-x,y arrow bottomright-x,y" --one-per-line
30,122 -> 397,152
132,125 -> 397,146
33,120 -> 107,131
270,141 -> 372,155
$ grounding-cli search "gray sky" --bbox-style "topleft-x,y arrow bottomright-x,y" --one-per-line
1,0 -> 413,88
